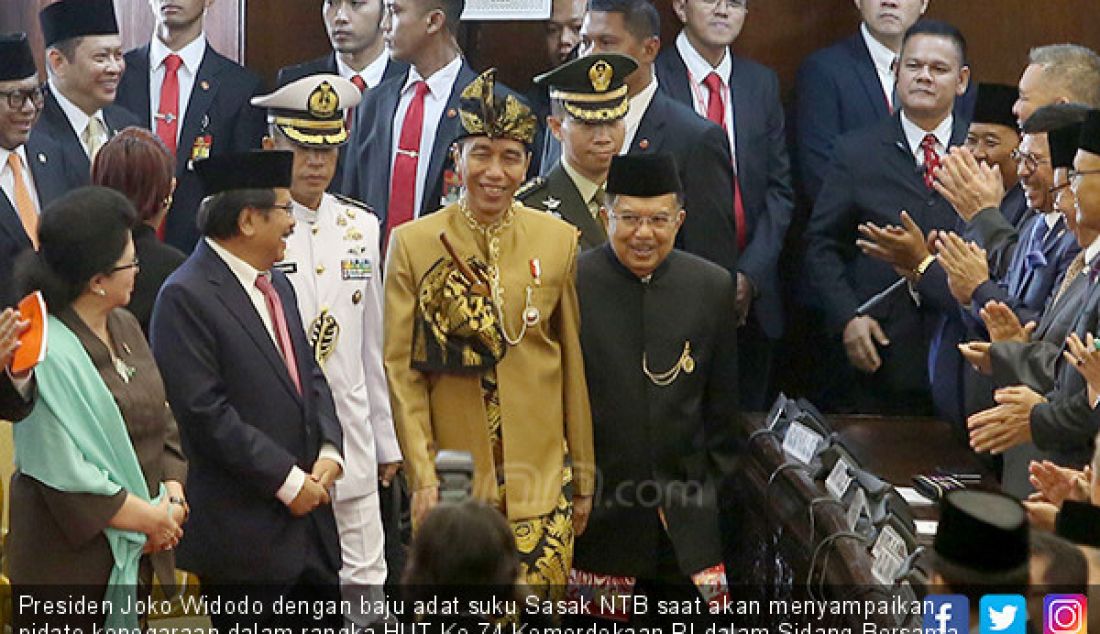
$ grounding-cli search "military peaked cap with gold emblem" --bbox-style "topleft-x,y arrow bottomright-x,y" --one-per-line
251,74 -> 362,147
534,53 -> 637,123
456,68 -> 538,147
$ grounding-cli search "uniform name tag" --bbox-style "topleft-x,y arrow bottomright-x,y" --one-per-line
273,262 -> 297,274
341,258 -> 373,280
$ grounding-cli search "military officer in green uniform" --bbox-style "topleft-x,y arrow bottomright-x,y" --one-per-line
517,53 -> 637,251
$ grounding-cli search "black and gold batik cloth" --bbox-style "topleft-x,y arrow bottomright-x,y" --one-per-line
411,207 -> 575,594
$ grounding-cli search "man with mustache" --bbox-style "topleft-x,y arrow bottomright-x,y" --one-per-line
116,0 -> 266,253
29,0 -> 140,196
804,20 -> 970,416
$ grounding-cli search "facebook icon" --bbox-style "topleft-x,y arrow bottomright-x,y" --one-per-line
923,595 -> 969,634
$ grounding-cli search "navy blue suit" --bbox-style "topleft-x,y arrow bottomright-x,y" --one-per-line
0,133 -> 67,307
969,214 -> 1078,329
342,60 -> 479,228
655,46 -> 793,409
27,86 -> 141,196
795,32 -> 976,201
150,241 -> 343,584
116,44 -> 266,253
276,53 -> 408,196
804,113 -> 969,414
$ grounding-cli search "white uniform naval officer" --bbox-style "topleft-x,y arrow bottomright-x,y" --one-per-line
252,74 -> 402,626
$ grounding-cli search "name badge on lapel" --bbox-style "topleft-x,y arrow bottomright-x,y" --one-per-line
273,261 -> 298,275
341,258 -> 373,280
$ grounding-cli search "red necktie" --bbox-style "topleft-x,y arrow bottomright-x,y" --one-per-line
347,74 -> 367,130
703,72 -> 747,251
155,53 -> 182,241
921,133 -> 941,190
255,273 -> 302,395
386,80 -> 430,244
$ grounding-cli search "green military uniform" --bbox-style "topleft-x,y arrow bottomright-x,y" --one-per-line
517,53 -> 637,251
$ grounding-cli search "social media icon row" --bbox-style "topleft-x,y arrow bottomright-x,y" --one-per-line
921,594 -> 1086,634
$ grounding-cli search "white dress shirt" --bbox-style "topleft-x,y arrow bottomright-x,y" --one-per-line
621,74 -> 659,153
204,237 -> 344,505
675,30 -> 736,163
390,55 -> 463,216
861,22 -> 897,110
49,78 -> 105,157
336,50 -> 390,91
0,145 -> 41,216
148,32 -> 207,144
900,111 -> 953,164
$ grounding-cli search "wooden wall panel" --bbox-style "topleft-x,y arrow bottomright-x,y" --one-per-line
2,0 -> 243,77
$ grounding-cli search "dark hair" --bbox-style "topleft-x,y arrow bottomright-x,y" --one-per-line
402,501 -> 521,612
586,0 -> 659,40
1021,102 -> 1091,134
901,19 -> 968,68
14,186 -> 136,312
92,127 -> 175,225
197,189 -> 277,240
420,0 -> 464,35
49,36 -> 83,62
1030,531 -> 1088,592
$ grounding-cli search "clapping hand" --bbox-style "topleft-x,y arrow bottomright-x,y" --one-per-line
0,308 -> 29,372
936,232 -> 989,305
967,385 -> 1044,453
980,301 -> 1034,343
933,147 -> 1006,222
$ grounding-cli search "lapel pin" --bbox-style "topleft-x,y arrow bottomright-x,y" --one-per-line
37,153 -> 46,164
639,138 -> 650,150
201,80 -> 210,91
447,108 -> 457,118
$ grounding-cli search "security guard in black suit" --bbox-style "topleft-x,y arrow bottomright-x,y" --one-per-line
518,53 -> 637,251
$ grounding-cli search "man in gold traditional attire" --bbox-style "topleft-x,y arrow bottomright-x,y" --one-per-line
383,68 -> 594,589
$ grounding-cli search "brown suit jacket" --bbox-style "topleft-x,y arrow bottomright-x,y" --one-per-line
383,203 -> 594,520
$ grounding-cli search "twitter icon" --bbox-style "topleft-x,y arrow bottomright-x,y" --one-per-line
982,595 -> 1027,634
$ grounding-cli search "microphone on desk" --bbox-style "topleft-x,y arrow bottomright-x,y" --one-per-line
856,277 -> 908,317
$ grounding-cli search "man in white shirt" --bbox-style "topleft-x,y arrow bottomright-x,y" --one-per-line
255,74 -> 402,628
29,0 -> 141,196
116,0 -> 266,252
804,20 -> 971,417
655,0 -> 795,411
151,150 -> 345,630
343,0 -> 531,246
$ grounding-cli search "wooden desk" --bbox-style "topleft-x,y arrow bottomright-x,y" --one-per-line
735,412 -> 996,628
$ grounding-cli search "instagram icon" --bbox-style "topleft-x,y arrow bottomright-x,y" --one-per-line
1045,595 -> 1087,634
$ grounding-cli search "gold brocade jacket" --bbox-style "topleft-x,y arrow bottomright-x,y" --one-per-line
383,202 -> 594,521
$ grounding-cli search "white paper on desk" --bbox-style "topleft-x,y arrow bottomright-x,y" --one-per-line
897,486 -> 934,507
826,458 -> 854,500
915,520 -> 938,536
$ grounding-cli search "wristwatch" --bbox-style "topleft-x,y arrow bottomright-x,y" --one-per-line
914,254 -> 936,278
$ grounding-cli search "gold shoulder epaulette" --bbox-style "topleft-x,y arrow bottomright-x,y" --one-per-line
514,177 -> 546,200
333,193 -> 376,215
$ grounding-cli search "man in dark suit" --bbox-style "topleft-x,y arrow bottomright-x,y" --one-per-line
116,0 -> 266,253
0,34 -> 67,308
959,84 -> 1026,245
804,20 -> 971,416
559,0 -> 737,294
276,0 -> 408,192
29,0 -> 141,197
795,0 -> 930,202
518,53 -> 635,251
654,0 -> 794,410
574,154 -> 740,611
151,151 -> 343,630
342,0 -> 484,245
